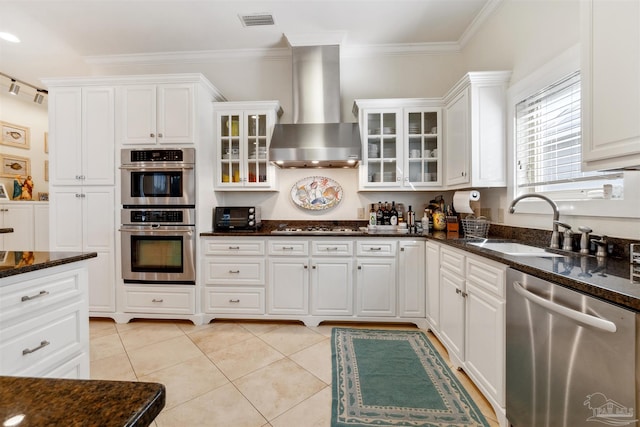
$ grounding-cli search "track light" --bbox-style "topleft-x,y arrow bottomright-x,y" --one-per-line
8,80 -> 20,95
33,90 -> 44,104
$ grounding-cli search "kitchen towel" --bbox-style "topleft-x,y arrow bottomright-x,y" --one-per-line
453,190 -> 480,214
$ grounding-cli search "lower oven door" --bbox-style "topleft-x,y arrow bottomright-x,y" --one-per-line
120,225 -> 196,284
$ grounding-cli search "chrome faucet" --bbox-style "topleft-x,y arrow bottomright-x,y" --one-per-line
554,221 -> 573,251
509,193 -> 560,249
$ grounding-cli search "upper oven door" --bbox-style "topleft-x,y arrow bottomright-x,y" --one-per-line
121,165 -> 195,207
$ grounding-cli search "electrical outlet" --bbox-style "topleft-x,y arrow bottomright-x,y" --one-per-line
357,208 -> 365,219
498,208 -> 505,223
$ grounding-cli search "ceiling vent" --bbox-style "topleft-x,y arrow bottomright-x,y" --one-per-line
239,13 -> 275,27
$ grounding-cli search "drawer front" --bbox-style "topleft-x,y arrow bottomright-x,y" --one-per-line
466,256 -> 506,298
205,287 -> 265,314
1,302 -> 84,376
440,247 -> 465,276
356,240 -> 397,257
123,287 -> 195,314
202,239 -> 265,256
203,257 -> 265,285
0,268 -> 83,324
312,240 -> 353,256
268,240 -> 309,256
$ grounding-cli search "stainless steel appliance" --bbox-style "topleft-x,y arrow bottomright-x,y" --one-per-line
213,206 -> 261,231
120,148 -> 195,207
270,226 -> 363,235
506,268 -> 638,427
120,208 -> 196,284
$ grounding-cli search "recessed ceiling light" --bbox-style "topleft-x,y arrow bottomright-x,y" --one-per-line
0,32 -> 20,43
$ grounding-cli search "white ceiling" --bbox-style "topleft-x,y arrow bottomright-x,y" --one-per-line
0,0 -> 497,90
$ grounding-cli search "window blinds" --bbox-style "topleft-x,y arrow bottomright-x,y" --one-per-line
515,71 -> 616,188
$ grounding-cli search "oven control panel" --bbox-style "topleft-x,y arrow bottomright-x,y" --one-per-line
122,208 -> 195,225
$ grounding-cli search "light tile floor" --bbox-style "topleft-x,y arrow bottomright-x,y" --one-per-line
89,318 -> 499,427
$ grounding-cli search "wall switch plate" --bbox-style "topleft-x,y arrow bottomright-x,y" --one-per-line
357,208 -> 365,219
498,208 -> 505,223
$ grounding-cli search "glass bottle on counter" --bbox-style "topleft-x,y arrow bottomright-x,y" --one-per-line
376,201 -> 384,225
407,205 -> 415,233
369,204 -> 377,226
390,201 -> 398,225
382,201 -> 391,225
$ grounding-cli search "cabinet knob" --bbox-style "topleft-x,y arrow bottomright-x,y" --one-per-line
312,265 -> 316,269
150,133 -> 155,138
358,266 -> 362,270
158,133 -> 163,138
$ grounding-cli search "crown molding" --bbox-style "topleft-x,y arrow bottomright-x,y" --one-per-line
458,0 -> 504,49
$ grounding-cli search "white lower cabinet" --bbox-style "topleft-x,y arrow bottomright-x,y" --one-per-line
433,243 -> 507,426
201,239 -> 267,319
356,240 -> 397,317
0,263 -> 90,379
200,236 -> 425,325
425,241 -> 440,331
122,286 -> 195,315
398,240 -> 425,317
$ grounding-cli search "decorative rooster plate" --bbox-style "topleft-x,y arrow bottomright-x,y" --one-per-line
290,176 -> 343,210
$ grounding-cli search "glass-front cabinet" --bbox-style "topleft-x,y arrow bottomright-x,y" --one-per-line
214,101 -> 282,190
354,99 -> 442,190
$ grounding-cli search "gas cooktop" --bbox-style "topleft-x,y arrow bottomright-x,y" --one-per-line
270,226 -> 364,235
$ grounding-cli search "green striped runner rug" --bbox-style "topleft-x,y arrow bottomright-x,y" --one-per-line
331,328 -> 489,427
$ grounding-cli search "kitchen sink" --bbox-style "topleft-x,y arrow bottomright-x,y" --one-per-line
468,241 -> 565,257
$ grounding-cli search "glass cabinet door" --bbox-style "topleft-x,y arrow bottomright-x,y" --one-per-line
406,110 -> 439,185
219,114 -> 241,184
365,111 -> 400,184
246,113 -> 269,185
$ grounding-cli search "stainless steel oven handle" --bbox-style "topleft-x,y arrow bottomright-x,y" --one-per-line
119,227 -> 194,233
119,165 -> 194,170
512,281 -> 617,333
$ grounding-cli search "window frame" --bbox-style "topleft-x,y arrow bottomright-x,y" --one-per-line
507,45 -> 637,219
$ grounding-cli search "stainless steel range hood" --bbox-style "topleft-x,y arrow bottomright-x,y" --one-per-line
269,44 -> 361,168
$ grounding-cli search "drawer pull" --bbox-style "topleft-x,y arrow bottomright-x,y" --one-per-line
282,247 -> 294,250
22,340 -> 50,355
152,298 -> 164,303
229,299 -> 240,303
325,247 -> 339,251
21,290 -> 50,302
368,247 -> 382,251
228,246 -> 240,250
229,270 -> 240,274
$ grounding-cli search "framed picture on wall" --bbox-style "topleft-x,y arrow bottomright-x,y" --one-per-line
0,154 -> 30,178
0,183 -> 8,200
0,121 -> 30,149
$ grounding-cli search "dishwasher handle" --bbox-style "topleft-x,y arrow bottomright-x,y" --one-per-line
512,281 -> 617,333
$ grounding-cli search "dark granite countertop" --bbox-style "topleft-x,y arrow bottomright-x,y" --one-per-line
427,233 -> 639,313
0,228 -> 14,234
0,376 -> 165,427
0,251 -> 98,279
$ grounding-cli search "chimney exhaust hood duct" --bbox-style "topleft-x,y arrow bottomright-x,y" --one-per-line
269,42 -> 361,168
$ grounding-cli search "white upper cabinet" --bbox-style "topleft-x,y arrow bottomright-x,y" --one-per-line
443,71 -> 511,188
354,99 -> 442,190
48,86 -> 115,186
581,0 -> 640,170
213,101 -> 281,191
120,83 -> 195,145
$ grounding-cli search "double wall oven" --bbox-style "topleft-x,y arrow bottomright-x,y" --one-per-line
120,148 -> 196,285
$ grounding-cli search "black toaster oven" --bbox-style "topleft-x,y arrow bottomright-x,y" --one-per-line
213,206 -> 262,231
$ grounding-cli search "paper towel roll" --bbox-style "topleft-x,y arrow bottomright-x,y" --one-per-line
453,190 -> 480,214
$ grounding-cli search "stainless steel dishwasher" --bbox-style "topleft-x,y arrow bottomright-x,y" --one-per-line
506,268 -> 639,427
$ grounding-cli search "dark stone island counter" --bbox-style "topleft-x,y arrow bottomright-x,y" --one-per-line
0,251 -> 98,279
0,376 -> 165,427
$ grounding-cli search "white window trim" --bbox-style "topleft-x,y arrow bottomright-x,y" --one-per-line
507,45 -> 639,219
